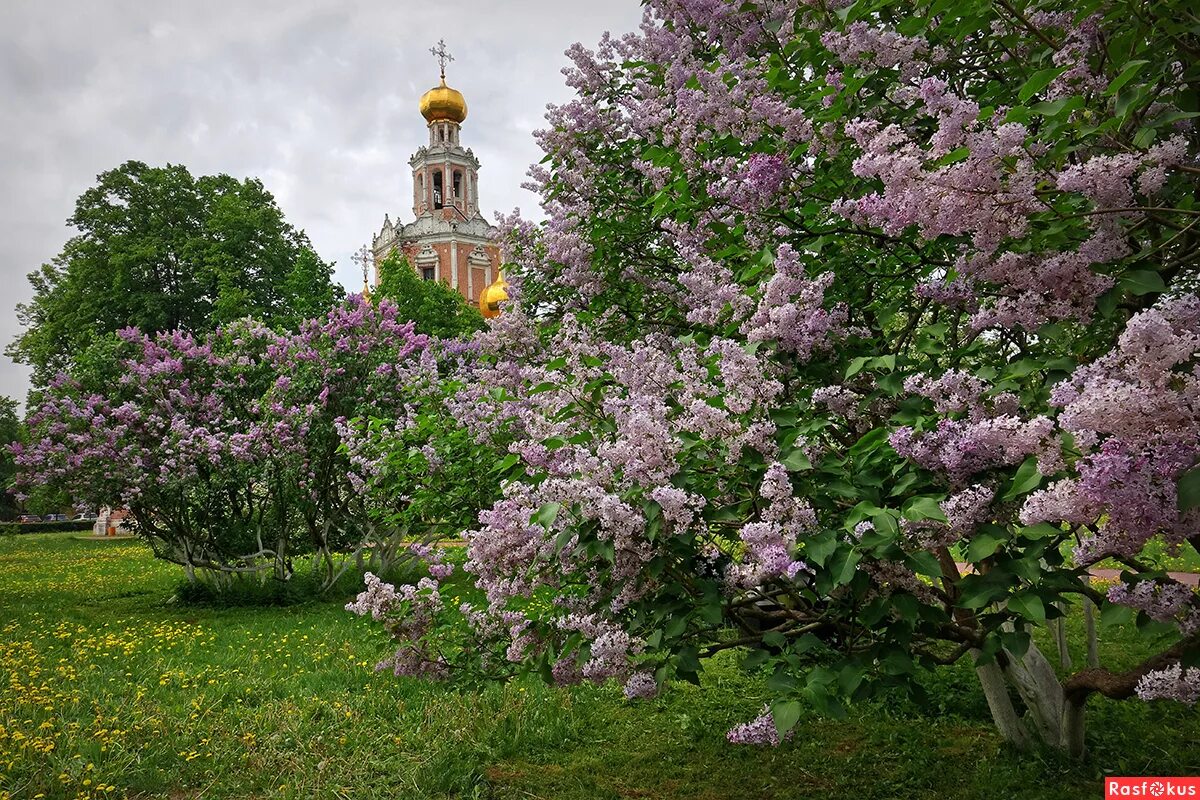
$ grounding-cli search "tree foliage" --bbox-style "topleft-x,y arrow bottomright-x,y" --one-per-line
373,251 -> 485,338
0,398 -> 19,521
9,160 -> 342,387
348,0 -> 1200,756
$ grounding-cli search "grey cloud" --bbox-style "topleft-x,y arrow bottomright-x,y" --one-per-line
0,0 -> 643,409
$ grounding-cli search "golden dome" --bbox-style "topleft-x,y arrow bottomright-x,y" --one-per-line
479,275 -> 508,319
420,78 -> 467,124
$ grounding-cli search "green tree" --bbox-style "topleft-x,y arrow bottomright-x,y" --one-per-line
0,397 -> 19,521
8,160 -> 342,386
373,252 -> 484,338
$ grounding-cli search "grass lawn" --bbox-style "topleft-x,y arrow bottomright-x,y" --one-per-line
0,533 -> 1196,799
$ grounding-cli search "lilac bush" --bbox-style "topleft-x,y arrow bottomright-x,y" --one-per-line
351,0 -> 1200,756
15,296 -> 495,590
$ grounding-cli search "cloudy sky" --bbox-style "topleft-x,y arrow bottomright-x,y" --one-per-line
0,0 -> 644,408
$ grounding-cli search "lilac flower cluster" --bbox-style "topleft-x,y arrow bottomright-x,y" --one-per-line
862,560 -> 939,605
714,153 -> 790,212
623,671 -> 659,700
346,573 -> 450,678
728,462 -> 816,588
740,245 -> 857,360
811,385 -> 858,417
890,414 -> 1057,487
939,485 -> 996,538
1107,581 -> 1198,634
405,542 -> 456,580
1134,664 -> 1200,704
726,707 -> 791,746
1021,297 -> 1200,563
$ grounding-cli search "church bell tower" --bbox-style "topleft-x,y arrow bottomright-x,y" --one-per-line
371,40 -> 502,309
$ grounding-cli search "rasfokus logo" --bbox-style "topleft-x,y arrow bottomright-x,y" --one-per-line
1106,778 -> 1200,798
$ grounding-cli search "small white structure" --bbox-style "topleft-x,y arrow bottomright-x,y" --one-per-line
94,507 -> 131,537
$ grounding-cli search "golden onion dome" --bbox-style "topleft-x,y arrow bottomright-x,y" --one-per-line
419,78 -> 467,124
479,275 -> 508,319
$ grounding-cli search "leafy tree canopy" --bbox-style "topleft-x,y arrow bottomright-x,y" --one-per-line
0,397 -> 19,521
9,160 -> 342,387
373,251 -> 484,338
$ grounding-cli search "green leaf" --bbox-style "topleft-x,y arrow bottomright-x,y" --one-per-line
1003,456 -> 1043,501
838,664 -> 865,695
762,631 -> 787,649
1103,59 -> 1148,97
1177,466 -> 1200,512
845,356 -> 870,379
869,511 -> 899,539
1030,95 -> 1083,118
1099,601 -> 1134,629
533,501 -> 561,530
1132,127 -> 1157,149
845,500 -> 885,528
1004,105 -> 1032,124
699,596 -> 724,625
554,526 -> 575,554
876,372 -> 905,395
766,668 -> 799,693
957,573 -> 1014,609
928,146 -> 971,168
771,700 -> 804,737
887,472 -> 918,497
781,448 -> 812,472
1114,84 -> 1150,123
965,527 -> 1008,561
804,531 -> 837,567
907,551 -> 942,578
1149,110 -> 1200,127
902,496 -> 948,523
1120,270 -> 1166,297
1007,593 -> 1046,624
1019,66 -> 1068,103
880,649 -> 915,676
742,648 -> 770,670
1018,522 -> 1062,540
806,685 -> 847,719
675,646 -> 702,683
892,592 -> 920,621
1001,629 -> 1031,659
849,428 -> 889,458
831,548 -> 862,587
873,354 -> 897,371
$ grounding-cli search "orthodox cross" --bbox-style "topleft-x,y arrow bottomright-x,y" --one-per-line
430,39 -> 454,80
352,244 -> 373,292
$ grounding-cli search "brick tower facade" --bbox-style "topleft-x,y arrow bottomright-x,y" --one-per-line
371,42 -> 501,306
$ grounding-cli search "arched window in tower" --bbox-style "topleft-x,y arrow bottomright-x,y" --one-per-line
453,170 -> 463,203
432,170 -> 443,209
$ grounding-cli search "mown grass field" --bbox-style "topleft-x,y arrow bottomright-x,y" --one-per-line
0,533 -> 1196,800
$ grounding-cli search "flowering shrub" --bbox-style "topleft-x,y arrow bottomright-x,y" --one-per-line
351,0 -> 1200,757
14,297 -> 496,590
